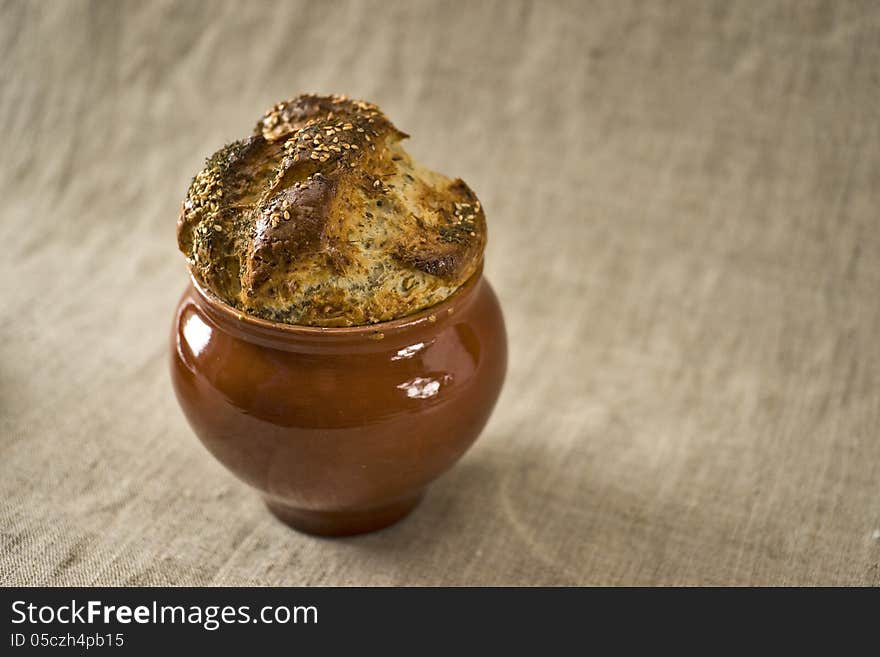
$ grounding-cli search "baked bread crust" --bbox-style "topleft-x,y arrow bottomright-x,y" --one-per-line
177,94 -> 486,327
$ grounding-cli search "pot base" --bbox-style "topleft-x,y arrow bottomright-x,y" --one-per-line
265,493 -> 424,537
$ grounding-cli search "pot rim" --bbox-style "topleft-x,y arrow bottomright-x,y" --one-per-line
187,260 -> 484,340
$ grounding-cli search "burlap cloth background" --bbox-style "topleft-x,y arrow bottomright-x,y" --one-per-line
1,0 -> 878,586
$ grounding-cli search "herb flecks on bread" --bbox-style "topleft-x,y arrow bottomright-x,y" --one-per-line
177,94 -> 486,327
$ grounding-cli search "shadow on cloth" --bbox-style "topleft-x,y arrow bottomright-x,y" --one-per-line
311,437 -> 622,584
302,427 -> 743,585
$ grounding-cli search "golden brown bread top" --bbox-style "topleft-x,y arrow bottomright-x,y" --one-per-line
177,94 -> 486,327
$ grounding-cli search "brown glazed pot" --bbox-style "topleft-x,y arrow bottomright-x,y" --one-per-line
170,266 -> 506,536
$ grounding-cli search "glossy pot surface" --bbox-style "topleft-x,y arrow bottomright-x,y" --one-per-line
170,269 -> 506,536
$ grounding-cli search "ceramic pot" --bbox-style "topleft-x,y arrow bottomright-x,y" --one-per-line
169,266 -> 506,536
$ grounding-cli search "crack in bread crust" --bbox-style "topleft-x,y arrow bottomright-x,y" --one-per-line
177,94 -> 487,327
